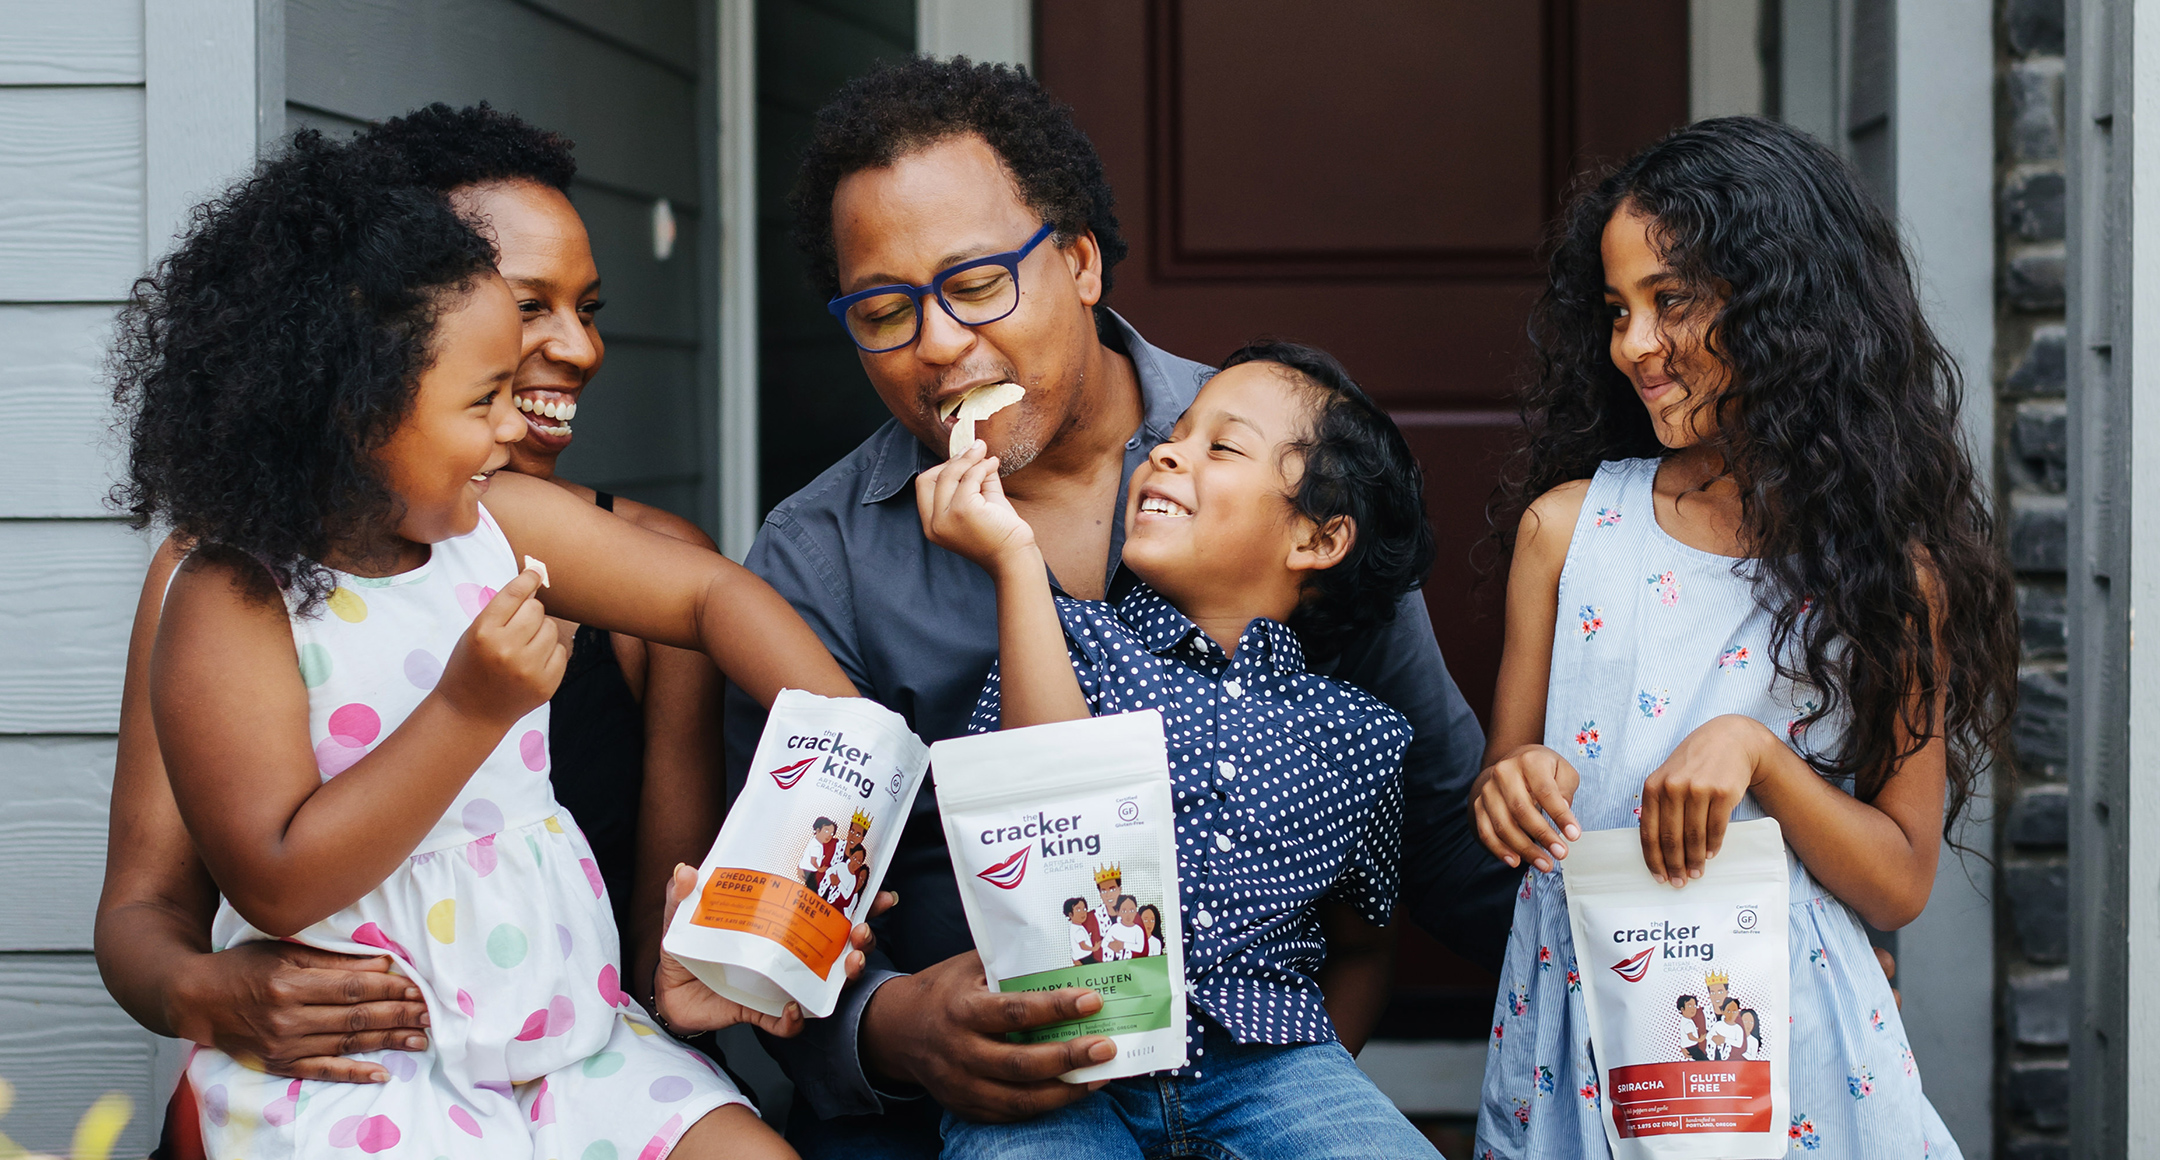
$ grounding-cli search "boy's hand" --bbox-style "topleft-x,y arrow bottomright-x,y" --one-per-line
916,441 -> 1037,571
653,864 -> 890,1037
1638,714 -> 1763,887
1471,743 -> 1582,873
436,568 -> 567,728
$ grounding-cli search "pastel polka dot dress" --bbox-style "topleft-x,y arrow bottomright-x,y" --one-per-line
188,505 -> 745,1160
1472,459 -> 1961,1159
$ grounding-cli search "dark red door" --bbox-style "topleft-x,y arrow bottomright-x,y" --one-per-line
1039,0 -> 1688,1038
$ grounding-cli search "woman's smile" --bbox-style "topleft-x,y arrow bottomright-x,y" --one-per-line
514,388 -> 580,448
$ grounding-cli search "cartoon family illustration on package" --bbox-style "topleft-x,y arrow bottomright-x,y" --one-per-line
1674,970 -> 1766,1062
797,810 -> 876,920
1062,864 -> 1168,965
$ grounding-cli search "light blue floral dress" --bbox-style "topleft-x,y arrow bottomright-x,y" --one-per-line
1472,458 -> 1961,1159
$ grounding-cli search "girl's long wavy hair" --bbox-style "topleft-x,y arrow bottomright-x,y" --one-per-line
1495,116 -> 2017,831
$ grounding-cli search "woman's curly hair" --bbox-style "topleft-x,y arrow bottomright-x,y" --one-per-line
355,101 -> 578,193
1221,342 -> 1437,663
109,129 -> 499,611
1493,116 -> 2018,830
789,55 -> 1126,300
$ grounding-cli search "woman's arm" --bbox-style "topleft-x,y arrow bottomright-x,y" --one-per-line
913,444 -> 1090,728
1469,482 -> 1588,873
98,538 -> 430,1079
609,499 -> 728,1002
1315,901 -> 1394,1055
481,473 -> 853,706
155,554 -> 564,936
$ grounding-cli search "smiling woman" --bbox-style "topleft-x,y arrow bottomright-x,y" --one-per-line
93,106 -> 740,1123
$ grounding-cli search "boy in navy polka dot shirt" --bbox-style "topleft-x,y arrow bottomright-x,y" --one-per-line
917,342 -> 1445,1157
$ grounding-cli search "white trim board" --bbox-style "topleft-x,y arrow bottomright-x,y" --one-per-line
917,0 -> 1031,69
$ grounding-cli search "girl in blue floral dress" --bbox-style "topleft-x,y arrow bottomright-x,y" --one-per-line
1467,117 -> 2018,1158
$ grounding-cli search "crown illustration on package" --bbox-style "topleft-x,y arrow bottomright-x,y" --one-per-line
1704,969 -> 1731,987
1093,863 -> 1123,886
849,809 -> 873,833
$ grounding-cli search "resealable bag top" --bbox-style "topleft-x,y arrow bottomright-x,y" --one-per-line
933,710 -> 1188,1083
663,689 -> 930,1019
1565,817 -> 1791,1159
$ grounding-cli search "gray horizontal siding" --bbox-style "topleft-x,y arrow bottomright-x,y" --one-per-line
0,305 -> 123,518
288,0 -> 701,203
0,737 -> 117,952
574,181 -> 702,344
0,954 -> 172,1157
0,0 -> 144,85
0,86 -> 145,302
517,0 -> 698,75
0,520 -> 148,734
559,340 -> 703,489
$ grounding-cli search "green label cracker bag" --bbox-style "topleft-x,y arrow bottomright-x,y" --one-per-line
932,710 -> 1188,1082
1564,817 -> 1791,1159
663,689 -> 929,1019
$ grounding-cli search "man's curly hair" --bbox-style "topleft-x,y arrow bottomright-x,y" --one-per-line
789,56 -> 1126,300
1220,342 -> 1437,662
356,101 -> 577,192
109,129 -> 499,611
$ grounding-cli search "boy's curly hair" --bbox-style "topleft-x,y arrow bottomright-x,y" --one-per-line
1221,342 -> 1437,662
789,56 -> 1126,300
109,129 -> 499,610
355,101 -> 577,192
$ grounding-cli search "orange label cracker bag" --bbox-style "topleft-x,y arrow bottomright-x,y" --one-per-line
663,689 -> 929,1018
1564,817 -> 1790,1159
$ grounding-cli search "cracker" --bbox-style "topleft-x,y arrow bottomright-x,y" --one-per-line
524,555 -> 550,588
942,381 -> 1025,458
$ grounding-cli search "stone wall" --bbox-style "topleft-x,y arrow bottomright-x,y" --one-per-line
1996,1 -> 2069,1156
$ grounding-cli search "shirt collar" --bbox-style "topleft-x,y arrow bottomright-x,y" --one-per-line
858,309 -> 1199,506
1113,584 -> 1308,676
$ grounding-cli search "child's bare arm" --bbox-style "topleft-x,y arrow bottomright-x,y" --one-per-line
1315,901 -> 1393,1055
480,472 -> 855,707
155,555 -> 563,936
1641,563 -> 1953,930
915,443 -> 1090,728
1471,481 -> 1588,872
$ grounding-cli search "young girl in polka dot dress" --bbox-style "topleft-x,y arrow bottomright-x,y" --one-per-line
1468,118 -> 2017,1158
112,134 -> 866,1159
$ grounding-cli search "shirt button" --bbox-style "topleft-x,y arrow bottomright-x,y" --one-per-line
1218,760 -> 1236,779
1223,678 -> 1242,698
1196,909 -> 1214,928
1215,832 -> 1233,852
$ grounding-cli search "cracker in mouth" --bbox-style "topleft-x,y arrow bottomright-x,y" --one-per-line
942,381 -> 1026,458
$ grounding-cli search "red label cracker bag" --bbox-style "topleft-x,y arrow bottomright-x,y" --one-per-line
1564,817 -> 1790,1158
663,689 -> 929,1018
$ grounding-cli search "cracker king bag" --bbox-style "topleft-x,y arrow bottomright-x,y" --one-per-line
932,709 -> 1188,1083
663,689 -> 929,1019
1564,817 -> 1790,1159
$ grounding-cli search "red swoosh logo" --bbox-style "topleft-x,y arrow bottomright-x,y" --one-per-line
976,846 -> 1030,890
768,757 -> 816,789
1610,947 -> 1655,983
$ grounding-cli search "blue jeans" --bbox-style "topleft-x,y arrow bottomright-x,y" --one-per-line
938,1025 -> 1442,1160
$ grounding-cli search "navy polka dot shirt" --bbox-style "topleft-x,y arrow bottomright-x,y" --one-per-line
967,584 -> 1410,1075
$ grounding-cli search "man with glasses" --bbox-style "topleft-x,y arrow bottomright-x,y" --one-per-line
722,58 -> 1515,1157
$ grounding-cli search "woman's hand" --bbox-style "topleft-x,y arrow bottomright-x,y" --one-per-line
435,567 -> 567,728
168,943 -> 432,1083
915,441 -> 1036,572
1471,744 -> 1582,872
652,864 -> 892,1037
1639,714 -> 1770,886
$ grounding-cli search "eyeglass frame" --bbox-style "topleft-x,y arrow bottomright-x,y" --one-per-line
825,221 -> 1059,353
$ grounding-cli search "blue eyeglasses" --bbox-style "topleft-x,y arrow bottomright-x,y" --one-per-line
826,222 -> 1057,353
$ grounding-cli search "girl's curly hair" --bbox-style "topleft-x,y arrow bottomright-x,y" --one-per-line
109,129 -> 499,610
1494,116 -> 2018,831
1221,342 -> 1437,663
